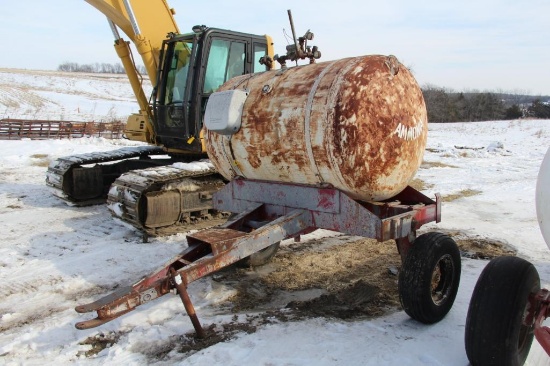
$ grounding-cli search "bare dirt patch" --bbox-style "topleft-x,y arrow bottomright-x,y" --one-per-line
458,237 -> 516,259
30,154 -> 50,167
217,236 -> 402,319
213,230 -> 516,321
439,230 -> 517,259
79,332 -> 121,357
409,178 -> 434,192
443,189 -> 482,202
420,161 -> 458,169
134,313 -> 289,362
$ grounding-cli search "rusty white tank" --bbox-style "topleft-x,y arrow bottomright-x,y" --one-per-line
204,55 -> 428,201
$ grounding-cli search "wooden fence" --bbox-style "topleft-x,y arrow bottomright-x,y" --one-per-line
0,119 -> 125,140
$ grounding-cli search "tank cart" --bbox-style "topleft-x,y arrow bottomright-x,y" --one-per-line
75,15 -> 461,337
76,178 -> 461,337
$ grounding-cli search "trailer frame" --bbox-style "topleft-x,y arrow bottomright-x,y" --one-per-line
76,178 -> 451,336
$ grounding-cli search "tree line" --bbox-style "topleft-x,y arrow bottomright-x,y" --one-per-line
57,62 -> 146,75
57,62 -> 550,121
423,85 -> 550,122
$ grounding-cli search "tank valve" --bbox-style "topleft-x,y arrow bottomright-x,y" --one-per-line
259,55 -> 274,69
385,55 -> 400,76
275,10 -> 322,68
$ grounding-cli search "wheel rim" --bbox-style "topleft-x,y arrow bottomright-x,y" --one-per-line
431,254 -> 455,305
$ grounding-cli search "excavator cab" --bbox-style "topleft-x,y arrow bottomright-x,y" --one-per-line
48,2 -> 276,229
152,27 -> 272,153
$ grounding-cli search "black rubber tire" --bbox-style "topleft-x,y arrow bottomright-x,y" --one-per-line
465,256 -> 540,366
235,242 -> 280,268
398,232 -> 461,324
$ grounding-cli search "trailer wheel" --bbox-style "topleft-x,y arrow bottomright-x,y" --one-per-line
398,232 -> 461,324
236,242 -> 280,268
465,256 -> 540,366
225,214 -> 281,268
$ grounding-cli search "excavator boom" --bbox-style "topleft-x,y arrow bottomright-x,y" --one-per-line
85,0 -> 179,85
84,0 -> 182,144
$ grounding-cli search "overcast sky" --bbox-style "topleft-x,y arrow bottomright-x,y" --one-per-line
1,0 -> 549,95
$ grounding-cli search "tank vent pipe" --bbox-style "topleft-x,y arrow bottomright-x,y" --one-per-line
287,9 -> 300,62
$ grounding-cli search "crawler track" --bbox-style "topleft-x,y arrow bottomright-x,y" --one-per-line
47,146 -> 227,237
46,146 -> 168,206
107,162 -> 227,237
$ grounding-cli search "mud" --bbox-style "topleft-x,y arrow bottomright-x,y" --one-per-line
213,230 -> 515,321
133,313 -> 290,362
442,230 -> 517,259
420,160 -> 459,169
30,154 -> 50,167
443,189 -> 482,202
409,178 -> 434,192
79,332 -> 121,357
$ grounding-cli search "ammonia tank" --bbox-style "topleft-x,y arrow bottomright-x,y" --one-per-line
204,55 -> 427,201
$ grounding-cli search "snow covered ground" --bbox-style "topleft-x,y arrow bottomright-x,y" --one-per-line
0,68 -> 152,122
1,70 -> 550,365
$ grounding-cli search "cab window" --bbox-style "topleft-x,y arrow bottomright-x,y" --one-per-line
164,41 -> 192,105
204,39 -> 245,94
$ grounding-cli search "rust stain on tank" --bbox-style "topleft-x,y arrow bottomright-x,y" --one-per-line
244,86 -> 308,176
329,56 -> 427,199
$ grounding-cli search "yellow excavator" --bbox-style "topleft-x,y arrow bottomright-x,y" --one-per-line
46,0 -> 274,236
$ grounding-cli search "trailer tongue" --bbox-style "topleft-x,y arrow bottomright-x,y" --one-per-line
75,178 -> 460,337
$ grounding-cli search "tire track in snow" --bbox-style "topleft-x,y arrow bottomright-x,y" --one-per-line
0,273 -> 64,298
